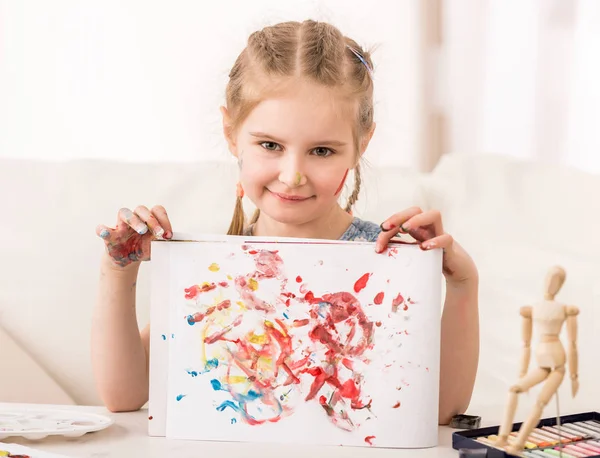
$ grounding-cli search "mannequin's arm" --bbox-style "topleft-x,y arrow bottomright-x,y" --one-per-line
519,306 -> 533,377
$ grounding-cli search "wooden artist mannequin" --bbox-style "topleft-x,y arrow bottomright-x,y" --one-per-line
495,266 -> 579,455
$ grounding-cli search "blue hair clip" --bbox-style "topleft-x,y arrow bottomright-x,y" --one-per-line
346,45 -> 373,77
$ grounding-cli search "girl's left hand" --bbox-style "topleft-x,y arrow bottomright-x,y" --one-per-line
375,207 -> 477,286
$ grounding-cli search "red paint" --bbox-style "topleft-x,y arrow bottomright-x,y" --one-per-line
391,292 -> 404,313
248,250 -> 258,255
296,275 -> 303,283
365,436 -> 376,445
388,247 -> 398,258
148,415 -> 153,420
218,281 -> 229,287
184,283 -> 216,299
342,358 -> 354,371
353,273 -> 371,293
375,321 -> 382,327
373,292 -> 384,304
334,169 -> 350,196
393,401 -> 401,408
293,318 -> 310,327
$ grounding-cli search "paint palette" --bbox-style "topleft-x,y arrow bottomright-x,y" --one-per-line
453,411 -> 600,457
0,407 -> 113,441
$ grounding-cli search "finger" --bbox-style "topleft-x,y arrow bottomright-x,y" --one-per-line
118,207 -> 148,235
96,224 -> 113,241
134,205 -> 165,238
402,210 -> 443,239
151,205 -> 173,239
376,207 -> 424,253
379,207 -> 423,232
420,233 -> 453,251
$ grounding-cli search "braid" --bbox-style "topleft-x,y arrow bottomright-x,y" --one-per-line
227,195 -> 246,235
344,165 -> 362,213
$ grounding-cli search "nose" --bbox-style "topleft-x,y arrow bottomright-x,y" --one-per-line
278,154 -> 307,188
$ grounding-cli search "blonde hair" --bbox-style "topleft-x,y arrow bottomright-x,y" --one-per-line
225,20 -> 375,236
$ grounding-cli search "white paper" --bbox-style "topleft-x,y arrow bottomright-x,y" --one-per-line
150,239 -> 442,448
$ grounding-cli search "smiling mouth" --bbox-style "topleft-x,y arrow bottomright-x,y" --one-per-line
269,189 -> 313,202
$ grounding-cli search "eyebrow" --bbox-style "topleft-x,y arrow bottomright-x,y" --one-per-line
249,132 -> 348,147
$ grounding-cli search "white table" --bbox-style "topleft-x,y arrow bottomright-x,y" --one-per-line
0,403 -> 498,458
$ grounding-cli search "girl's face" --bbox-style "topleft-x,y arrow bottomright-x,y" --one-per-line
223,80 -> 372,229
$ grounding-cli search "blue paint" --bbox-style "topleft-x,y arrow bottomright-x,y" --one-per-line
206,358 -> 219,370
210,379 -> 222,391
317,301 -> 331,318
186,369 -> 198,377
245,390 -> 261,401
186,315 -> 195,325
283,312 -> 289,319
216,400 -> 239,412
171,333 -> 175,339
161,334 -> 166,340
99,229 -> 110,239
231,418 -> 237,424
176,394 -> 186,401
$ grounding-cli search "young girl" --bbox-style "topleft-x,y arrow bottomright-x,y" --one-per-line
92,19 -> 479,425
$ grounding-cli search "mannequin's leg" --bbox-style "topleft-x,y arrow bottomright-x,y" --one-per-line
495,367 -> 549,447
505,367 -> 565,454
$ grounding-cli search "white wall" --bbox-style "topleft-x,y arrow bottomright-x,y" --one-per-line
0,0 -> 423,168
441,0 -> 600,174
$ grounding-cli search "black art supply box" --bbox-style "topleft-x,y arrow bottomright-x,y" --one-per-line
452,411 -> 600,458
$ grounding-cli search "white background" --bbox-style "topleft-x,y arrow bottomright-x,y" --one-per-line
0,0 -> 423,168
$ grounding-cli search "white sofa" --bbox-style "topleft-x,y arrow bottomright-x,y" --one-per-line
1,153 -> 598,419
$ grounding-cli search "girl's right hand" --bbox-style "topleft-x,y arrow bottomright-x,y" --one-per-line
95,205 -> 173,268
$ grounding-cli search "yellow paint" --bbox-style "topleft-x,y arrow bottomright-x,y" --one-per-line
0,451 -> 10,457
228,375 -> 248,384
248,278 -> 259,291
248,333 -> 268,345
208,263 -> 220,272
295,171 -> 302,185
236,301 -> 247,310
227,275 -> 233,280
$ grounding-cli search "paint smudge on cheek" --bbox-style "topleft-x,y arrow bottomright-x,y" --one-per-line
353,273 -> 371,293
334,169 -> 350,196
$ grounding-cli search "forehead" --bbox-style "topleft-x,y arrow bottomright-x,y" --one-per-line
241,80 -> 357,141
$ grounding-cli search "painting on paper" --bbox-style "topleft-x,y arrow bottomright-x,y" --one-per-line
161,240 -> 442,448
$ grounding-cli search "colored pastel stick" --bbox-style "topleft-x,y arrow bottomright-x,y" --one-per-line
561,445 -> 593,457
564,444 -> 598,456
562,424 -> 596,438
535,428 -> 571,444
581,422 -> 600,433
508,432 -> 538,449
571,423 -> 600,437
577,441 -> 600,453
542,448 -> 578,458
543,426 -> 582,440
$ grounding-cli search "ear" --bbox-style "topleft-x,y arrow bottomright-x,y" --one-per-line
220,106 -> 238,157
358,122 -> 376,160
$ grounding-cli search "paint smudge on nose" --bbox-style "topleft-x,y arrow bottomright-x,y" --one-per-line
176,394 -> 186,401
208,263 -> 220,272
365,435 -> 376,445
353,273 -> 371,293
391,293 -> 404,313
373,292 -> 384,305
393,401 -> 401,408
295,171 -> 302,185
